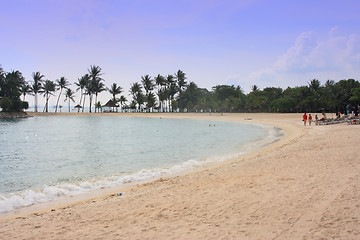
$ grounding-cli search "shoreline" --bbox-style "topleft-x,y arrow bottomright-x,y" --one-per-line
1,113 -> 359,239
0,113 -> 290,217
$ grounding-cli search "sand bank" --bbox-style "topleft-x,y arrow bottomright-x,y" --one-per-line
1,113 -> 359,239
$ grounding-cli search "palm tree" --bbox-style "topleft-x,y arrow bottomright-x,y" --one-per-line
88,65 -> 104,113
84,80 -> 93,113
175,70 -> 187,111
92,79 -> 105,113
75,74 -> 89,112
108,83 -> 123,102
141,75 -> 155,112
64,88 -> 75,112
42,80 -> 56,112
165,74 -> 175,112
154,74 -> 165,111
31,72 -> 45,112
251,85 -> 260,92
55,77 -> 70,113
130,82 -> 144,112
146,92 -> 157,111
20,82 -> 32,102
141,75 -> 154,94
119,95 -> 127,112
94,101 -> 102,113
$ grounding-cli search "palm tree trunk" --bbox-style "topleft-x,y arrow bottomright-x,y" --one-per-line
78,89 -> 83,113
95,94 -> 98,113
68,99 -> 70,113
35,93 -> 38,112
55,90 -> 62,113
89,94 -> 92,113
82,93 -> 86,112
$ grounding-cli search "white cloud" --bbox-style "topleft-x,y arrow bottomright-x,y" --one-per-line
248,27 -> 360,89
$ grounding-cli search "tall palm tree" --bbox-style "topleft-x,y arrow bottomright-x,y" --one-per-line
64,88 -> 75,112
55,76 -> 70,113
88,65 -> 104,113
42,80 -> 56,113
31,72 -> 45,112
75,74 -> 89,112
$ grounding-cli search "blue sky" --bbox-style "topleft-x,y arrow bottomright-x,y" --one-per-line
1,0 -> 360,106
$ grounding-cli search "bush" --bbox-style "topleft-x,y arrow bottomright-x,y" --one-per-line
0,98 -> 24,112
22,101 -> 29,110
0,97 -> 12,111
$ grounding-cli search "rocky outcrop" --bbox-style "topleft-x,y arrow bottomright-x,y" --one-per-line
0,111 -> 31,118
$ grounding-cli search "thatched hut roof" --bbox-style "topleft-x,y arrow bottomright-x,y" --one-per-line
103,99 -> 119,108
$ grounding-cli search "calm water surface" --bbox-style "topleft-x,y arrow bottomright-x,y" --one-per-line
0,116 -> 280,212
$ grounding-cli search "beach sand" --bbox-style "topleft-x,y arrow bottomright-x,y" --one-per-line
1,113 -> 359,239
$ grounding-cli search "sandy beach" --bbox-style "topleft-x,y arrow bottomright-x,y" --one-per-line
1,113 -> 359,239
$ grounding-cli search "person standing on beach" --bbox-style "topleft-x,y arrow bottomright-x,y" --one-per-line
303,113 -> 307,126
308,114 -> 312,126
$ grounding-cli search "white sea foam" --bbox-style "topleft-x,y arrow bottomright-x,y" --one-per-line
0,120 -> 283,214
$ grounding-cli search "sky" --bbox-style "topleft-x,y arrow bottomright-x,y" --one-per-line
1,0 -> 360,107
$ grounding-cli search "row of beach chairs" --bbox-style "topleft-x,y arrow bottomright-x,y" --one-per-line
315,116 -> 359,125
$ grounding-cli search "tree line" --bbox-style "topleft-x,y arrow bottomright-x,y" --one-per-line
1,64 -> 360,114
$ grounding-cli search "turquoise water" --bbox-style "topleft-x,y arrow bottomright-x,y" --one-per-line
0,116 -> 280,213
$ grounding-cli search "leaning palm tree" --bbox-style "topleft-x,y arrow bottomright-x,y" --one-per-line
31,72 -> 45,112
64,88 -> 75,113
87,65 -> 104,113
42,80 -> 56,113
55,76 -> 70,113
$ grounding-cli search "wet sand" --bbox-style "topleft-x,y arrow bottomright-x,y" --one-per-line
1,113 -> 359,239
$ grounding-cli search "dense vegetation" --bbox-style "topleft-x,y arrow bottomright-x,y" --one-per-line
1,64 -> 360,113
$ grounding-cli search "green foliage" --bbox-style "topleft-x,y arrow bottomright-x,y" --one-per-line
349,88 -> 360,104
0,69 -> 28,112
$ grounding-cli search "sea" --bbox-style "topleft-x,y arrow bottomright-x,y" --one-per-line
0,115 -> 282,213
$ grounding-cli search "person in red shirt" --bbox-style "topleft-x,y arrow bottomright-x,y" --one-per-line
303,113 -> 307,126
308,114 -> 312,126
